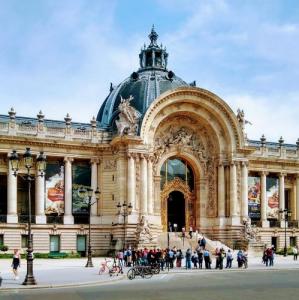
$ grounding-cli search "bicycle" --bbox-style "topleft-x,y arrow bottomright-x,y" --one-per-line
127,266 -> 153,280
99,258 -> 111,275
109,257 -> 123,277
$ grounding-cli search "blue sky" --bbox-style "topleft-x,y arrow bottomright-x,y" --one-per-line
0,0 -> 299,143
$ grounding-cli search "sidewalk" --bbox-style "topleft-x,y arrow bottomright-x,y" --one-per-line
1,256 -> 299,290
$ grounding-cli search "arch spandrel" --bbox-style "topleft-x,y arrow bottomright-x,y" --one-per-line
140,86 -> 244,153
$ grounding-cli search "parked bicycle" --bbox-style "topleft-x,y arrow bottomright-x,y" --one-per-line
127,266 -> 153,280
99,258 -> 123,276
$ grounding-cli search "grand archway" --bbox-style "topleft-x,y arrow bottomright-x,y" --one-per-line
167,191 -> 185,231
160,158 -> 195,231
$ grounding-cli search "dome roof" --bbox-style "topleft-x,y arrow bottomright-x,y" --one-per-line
97,27 -> 190,130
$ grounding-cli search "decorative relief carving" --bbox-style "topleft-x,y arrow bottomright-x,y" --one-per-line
135,215 -> 155,244
115,95 -> 141,136
103,159 -> 117,170
206,159 -> 217,217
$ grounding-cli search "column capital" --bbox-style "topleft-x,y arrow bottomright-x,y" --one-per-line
241,161 -> 249,167
260,170 -> 269,176
64,157 -> 74,163
90,158 -> 100,164
139,153 -> 148,160
127,152 -> 138,160
230,160 -> 237,167
279,172 -> 287,178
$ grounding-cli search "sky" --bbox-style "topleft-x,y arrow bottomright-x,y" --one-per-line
0,0 -> 299,143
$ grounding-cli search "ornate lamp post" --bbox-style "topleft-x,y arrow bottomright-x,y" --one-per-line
78,186 -> 100,267
9,148 -> 46,285
116,202 -> 132,250
279,209 -> 292,257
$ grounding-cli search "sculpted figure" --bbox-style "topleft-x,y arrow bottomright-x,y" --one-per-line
136,215 -> 153,243
115,95 -> 140,135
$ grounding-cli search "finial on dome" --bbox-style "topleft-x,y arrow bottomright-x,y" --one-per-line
149,25 -> 158,46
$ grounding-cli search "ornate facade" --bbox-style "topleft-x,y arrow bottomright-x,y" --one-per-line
0,28 -> 299,255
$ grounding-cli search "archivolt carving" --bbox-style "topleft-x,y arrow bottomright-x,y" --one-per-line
206,159 -> 217,217
160,177 -> 195,231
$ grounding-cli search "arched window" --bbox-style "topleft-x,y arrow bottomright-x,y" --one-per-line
160,158 -> 194,190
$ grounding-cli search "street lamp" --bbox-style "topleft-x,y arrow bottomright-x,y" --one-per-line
279,209 -> 292,257
78,186 -> 100,267
9,148 -> 46,285
116,202 -> 132,250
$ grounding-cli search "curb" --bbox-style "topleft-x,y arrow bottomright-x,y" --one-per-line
0,275 -> 126,291
1,265 -> 299,291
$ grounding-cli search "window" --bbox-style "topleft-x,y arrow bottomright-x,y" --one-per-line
77,235 -> 86,257
160,158 -> 194,190
50,235 -> 60,252
290,237 -> 297,247
21,235 -> 28,248
0,234 -> 4,245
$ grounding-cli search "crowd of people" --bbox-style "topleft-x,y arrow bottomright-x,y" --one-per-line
115,237 -> 249,271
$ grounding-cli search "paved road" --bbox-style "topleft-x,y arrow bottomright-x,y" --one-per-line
1,268 -> 299,300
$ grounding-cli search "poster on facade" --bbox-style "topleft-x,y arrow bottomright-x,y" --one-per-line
266,177 -> 279,219
248,176 -> 261,219
72,163 -> 91,214
45,162 -> 64,215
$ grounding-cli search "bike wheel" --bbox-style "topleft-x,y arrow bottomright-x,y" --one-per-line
143,267 -> 153,279
127,268 -> 135,280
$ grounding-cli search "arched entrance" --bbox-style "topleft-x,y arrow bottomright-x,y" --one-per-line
167,191 -> 185,231
160,157 -> 195,231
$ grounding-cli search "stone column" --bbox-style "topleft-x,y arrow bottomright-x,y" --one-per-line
217,163 -> 225,223
241,162 -> 248,218
147,156 -> 153,215
260,171 -> 269,227
153,175 -> 161,214
7,158 -> 18,223
64,157 -> 74,224
35,166 -> 46,224
140,154 -> 148,215
90,159 -> 98,217
229,162 -> 238,224
296,175 -> 299,222
127,154 -> 136,210
279,173 -> 285,227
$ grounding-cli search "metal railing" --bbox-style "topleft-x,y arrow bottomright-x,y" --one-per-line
46,215 -> 64,224
18,215 -> 36,224
269,220 -> 280,228
0,215 -> 7,223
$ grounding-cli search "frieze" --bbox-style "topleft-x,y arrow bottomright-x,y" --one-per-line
103,159 -> 117,170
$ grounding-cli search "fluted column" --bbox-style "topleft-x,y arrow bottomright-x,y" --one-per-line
7,157 -> 18,223
140,154 -> 148,215
230,162 -> 238,224
279,173 -> 285,217
127,154 -> 136,210
64,157 -> 74,224
260,171 -> 269,227
35,166 -> 46,224
147,156 -> 153,214
217,163 -> 225,218
241,162 -> 248,218
90,159 -> 98,217
296,174 -> 299,221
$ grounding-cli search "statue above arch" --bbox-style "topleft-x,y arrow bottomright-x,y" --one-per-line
115,95 -> 141,136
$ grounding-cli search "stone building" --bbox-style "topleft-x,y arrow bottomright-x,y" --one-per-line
0,28 -> 299,255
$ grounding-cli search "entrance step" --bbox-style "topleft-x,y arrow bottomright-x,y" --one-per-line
157,232 -> 232,253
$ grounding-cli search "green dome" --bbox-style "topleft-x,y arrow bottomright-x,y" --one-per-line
97,27 -> 190,130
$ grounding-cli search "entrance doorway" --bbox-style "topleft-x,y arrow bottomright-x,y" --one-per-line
167,191 -> 185,231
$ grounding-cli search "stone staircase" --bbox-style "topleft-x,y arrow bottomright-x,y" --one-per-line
157,232 -> 231,253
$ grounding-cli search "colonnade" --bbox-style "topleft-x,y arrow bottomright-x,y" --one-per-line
217,161 -> 299,226
127,153 -> 154,215
6,157 -> 99,225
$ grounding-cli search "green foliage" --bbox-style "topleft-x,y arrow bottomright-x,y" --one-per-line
0,244 -> 9,252
275,247 -> 294,255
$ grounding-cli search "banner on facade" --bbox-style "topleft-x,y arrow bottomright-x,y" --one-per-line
72,163 -> 91,214
248,176 -> 261,219
266,177 -> 279,219
45,162 -> 64,215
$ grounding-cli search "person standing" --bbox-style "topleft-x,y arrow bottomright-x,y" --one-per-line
225,249 -> 233,268
189,226 -> 193,239
293,246 -> 298,261
200,237 -> 206,250
204,249 -> 211,269
12,249 -> 21,280
185,248 -> 192,269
